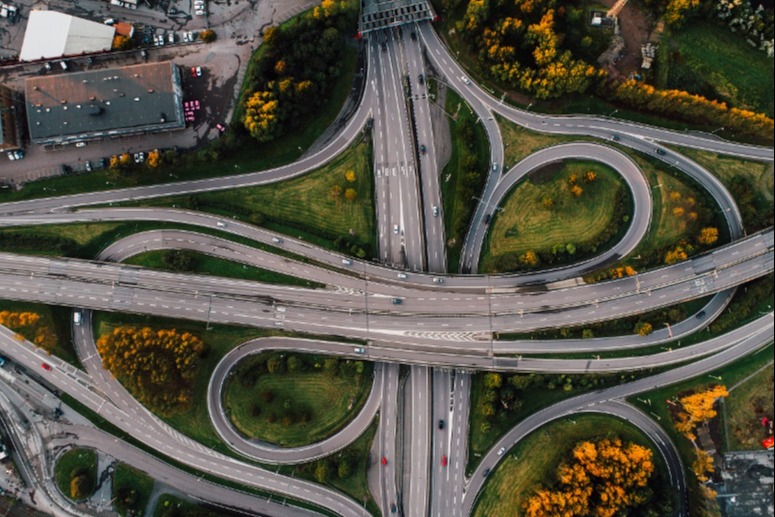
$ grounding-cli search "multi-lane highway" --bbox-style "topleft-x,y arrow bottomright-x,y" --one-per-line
0,12 -> 773,517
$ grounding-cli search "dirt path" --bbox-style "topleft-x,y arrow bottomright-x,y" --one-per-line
598,0 -> 654,77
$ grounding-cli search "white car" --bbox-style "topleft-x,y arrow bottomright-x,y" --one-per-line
6,151 -> 16,161
497,447 -> 506,456
461,75 -> 471,85
432,205 -> 439,217
393,224 -> 399,234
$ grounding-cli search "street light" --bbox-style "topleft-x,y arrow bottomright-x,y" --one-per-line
711,126 -> 724,135
608,109 -> 618,117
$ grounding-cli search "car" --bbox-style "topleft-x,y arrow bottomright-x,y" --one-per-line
656,148 -> 666,156
461,75 -> 471,84
696,311 -> 706,319
432,277 -> 443,284
271,237 -> 283,244
216,221 -> 226,228
6,151 -> 16,161
353,347 -> 366,354
104,18 -> 115,25
484,214 -> 491,224
483,468 -> 491,477
419,144 -> 426,154
390,503 -> 397,514
342,258 -> 353,266
216,123 -> 226,133
397,273 -> 408,279
195,8 -> 206,15
134,153 -> 141,163
611,135 -> 620,141
492,162 -> 498,172
98,158 -> 107,169
44,62 -> 52,71
84,161 -> 92,172
438,419 -> 444,430
410,31 -> 417,41
60,61 -> 68,70
393,224 -> 399,235
497,447 -> 506,456
381,42 -> 387,52
441,455 -> 448,467
41,363 -> 52,371
138,152 -> 145,163
381,456 -> 388,466
168,33 -> 175,44
192,66 -> 203,77
432,205 -> 439,217
14,151 -> 24,160
418,73 -> 424,85
0,356 -> 6,367
73,311 -> 82,326
75,142 -> 86,148
392,298 -> 403,305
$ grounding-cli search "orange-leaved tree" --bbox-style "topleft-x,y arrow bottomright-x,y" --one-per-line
673,385 -> 729,440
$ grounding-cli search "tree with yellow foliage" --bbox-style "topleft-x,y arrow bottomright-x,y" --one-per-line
584,170 -> 597,183
692,449 -> 715,483
634,321 -> 653,336
146,149 -> 161,168
697,227 -> 719,246
97,327 -> 207,416
0,311 -> 41,328
673,385 -> 728,441
523,437 -> 655,517
244,90 -> 280,142
344,188 -> 357,201
570,184 -> 583,197
344,169 -> 356,182
665,245 -> 688,265
520,250 -> 539,267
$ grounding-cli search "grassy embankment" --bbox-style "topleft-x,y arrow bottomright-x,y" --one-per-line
223,352 -> 373,447
473,414 -> 673,517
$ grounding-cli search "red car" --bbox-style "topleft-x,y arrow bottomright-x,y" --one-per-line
441,455 -> 448,467
381,456 -> 388,466
191,66 -> 202,77
216,123 -> 226,133
41,363 -> 52,371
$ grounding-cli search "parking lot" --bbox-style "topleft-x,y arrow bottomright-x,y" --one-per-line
1,0 -> 316,185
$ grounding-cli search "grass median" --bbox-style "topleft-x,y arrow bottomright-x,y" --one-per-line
481,160 -> 630,273
54,448 -> 98,502
472,414 -> 673,517
223,352 -> 373,447
112,463 -> 155,517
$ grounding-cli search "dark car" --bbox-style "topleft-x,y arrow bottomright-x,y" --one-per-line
656,148 -> 666,156
420,144 -> 426,154
410,31 -> 417,41
392,298 -> 403,305
438,419 -> 445,430
390,503 -> 397,513
484,214 -> 492,224
381,42 -> 387,52
611,135 -> 620,141
418,73 -> 424,85
483,467 -> 491,477
696,310 -> 706,319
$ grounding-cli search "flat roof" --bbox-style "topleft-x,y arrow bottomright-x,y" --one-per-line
25,62 -> 183,142
20,10 -> 115,62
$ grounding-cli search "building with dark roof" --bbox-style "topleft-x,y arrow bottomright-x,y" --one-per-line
25,61 -> 184,145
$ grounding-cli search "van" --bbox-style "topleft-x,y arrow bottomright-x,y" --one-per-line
342,259 -> 352,266
73,311 -> 82,326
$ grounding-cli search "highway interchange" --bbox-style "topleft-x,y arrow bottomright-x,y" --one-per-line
0,4 -> 774,516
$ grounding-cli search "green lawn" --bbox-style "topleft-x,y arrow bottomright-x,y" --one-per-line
134,136 -> 376,257
0,300 -> 79,365
441,89 -> 490,272
659,21 -> 774,117
223,352 -> 373,447
473,415 -> 673,517
629,343 -> 774,515
124,250 -> 323,289
153,494 -> 225,517
54,448 -> 97,502
724,363 -> 774,451
498,115 -> 580,168
481,160 -> 629,272
0,42 -> 359,204
112,463 -> 155,517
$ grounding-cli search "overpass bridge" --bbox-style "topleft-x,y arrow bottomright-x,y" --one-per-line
359,0 -> 435,34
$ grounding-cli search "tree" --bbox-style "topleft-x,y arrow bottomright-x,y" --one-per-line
330,185 -> 343,199
112,35 -> 132,50
344,188 -> 357,201
337,459 -> 351,479
692,449 -> 715,482
323,357 -> 339,377
266,354 -> 285,374
199,29 -> 217,43
665,245 -> 689,265
634,321 -> 653,336
584,170 -> 597,183
519,250 -> 539,268
243,90 -> 281,142
344,169 -> 356,182
483,372 -> 502,389
70,473 -> 90,500
96,327 -> 207,416
147,149 -> 161,168
162,250 -> 197,271
287,355 -> 302,372
697,227 -> 719,246
314,461 -> 330,483
542,196 -> 555,209
570,184 -> 583,197
523,437 -> 654,517
673,385 -> 729,440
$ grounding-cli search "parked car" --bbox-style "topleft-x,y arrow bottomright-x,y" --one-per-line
216,123 -> 226,133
